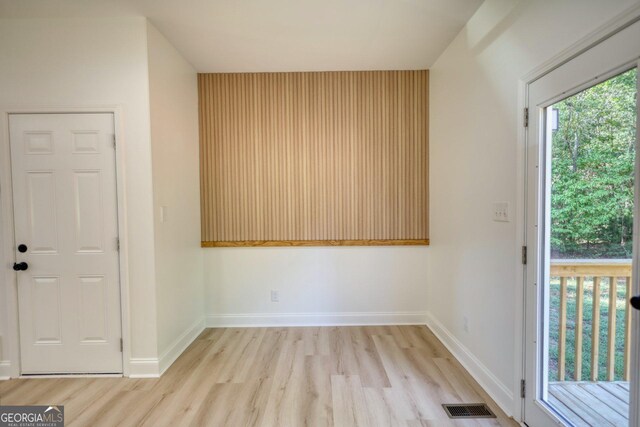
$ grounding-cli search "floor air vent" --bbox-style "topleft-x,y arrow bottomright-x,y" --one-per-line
442,403 -> 496,419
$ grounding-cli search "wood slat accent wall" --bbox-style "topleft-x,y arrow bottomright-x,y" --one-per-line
198,70 -> 429,246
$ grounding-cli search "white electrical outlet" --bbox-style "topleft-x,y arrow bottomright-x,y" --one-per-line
493,202 -> 510,222
463,316 -> 469,333
271,290 -> 279,302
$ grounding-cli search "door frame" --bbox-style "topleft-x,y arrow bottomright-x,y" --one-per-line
0,106 -> 132,378
517,4 -> 640,425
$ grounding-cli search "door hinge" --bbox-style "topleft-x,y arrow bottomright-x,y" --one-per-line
522,246 -> 527,265
523,107 -> 529,128
116,237 -> 120,251
521,379 -> 526,398
120,338 -> 123,352
112,135 -> 116,148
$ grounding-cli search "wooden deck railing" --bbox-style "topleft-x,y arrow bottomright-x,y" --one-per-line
551,259 -> 633,382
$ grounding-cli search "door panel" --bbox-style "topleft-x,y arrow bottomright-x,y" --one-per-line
31,276 -> 62,344
73,171 -> 104,252
26,171 -> 58,253
78,275 -> 108,342
9,113 -> 122,374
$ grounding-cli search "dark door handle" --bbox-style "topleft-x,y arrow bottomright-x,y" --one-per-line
631,295 -> 640,311
12,262 -> 28,271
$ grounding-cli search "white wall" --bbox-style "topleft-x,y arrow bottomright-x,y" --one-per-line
4,2 -> 634,399
428,0 -> 639,416
146,22 -> 204,367
0,17 -> 159,372
204,246 -> 429,326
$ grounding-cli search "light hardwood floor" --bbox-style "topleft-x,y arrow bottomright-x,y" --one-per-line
0,326 -> 518,426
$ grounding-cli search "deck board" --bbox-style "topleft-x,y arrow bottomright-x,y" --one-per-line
548,393 -> 589,426
599,382 -> 631,404
548,382 -> 629,427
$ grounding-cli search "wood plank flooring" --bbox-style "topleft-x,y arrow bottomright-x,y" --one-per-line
548,381 -> 629,427
0,326 -> 517,426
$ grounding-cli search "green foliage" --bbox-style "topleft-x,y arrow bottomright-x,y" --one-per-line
551,70 -> 637,259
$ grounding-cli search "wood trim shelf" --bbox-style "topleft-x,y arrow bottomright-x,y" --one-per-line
202,239 -> 429,247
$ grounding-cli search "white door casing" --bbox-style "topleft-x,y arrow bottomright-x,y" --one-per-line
9,113 -> 123,374
524,21 -> 640,426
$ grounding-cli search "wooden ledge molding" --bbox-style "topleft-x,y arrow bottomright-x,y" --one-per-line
202,239 -> 429,247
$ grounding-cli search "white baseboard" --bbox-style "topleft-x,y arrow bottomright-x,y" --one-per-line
158,317 -> 205,375
0,360 -> 10,380
425,312 -> 514,418
128,358 -> 160,378
206,311 -> 429,327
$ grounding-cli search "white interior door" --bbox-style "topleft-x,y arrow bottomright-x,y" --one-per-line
524,21 -> 640,426
9,113 -> 123,374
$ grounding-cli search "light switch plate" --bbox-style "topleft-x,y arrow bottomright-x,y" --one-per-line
493,202 -> 510,222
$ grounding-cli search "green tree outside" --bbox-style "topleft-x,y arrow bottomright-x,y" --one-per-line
548,69 -> 637,382
551,69 -> 637,259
